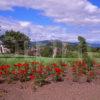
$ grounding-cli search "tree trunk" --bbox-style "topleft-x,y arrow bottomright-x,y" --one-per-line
52,47 -> 57,58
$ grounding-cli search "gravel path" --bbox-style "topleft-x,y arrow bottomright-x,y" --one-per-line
0,79 -> 100,100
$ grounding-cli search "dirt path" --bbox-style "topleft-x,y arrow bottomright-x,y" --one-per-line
0,79 -> 100,100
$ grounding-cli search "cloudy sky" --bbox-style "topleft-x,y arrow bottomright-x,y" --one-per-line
0,0 -> 100,42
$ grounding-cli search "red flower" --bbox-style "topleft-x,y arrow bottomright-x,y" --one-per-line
11,70 -> 17,75
52,63 -> 57,67
0,65 -> 10,70
23,63 -> 29,67
0,71 -> 2,76
30,75 -> 35,80
54,68 -> 62,74
18,70 -> 27,75
57,77 -> 62,81
0,66 -> 2,70
38,65 -> 44,69
80,62 -> 87,69
32,61 -> 40,65
14,63 -> 23,67
88,71 -> 94,77
61,63 -> 68,67
4,70 -> 9,75
47,66 -> 52,71
32,70 -> 36,73
37,69 -> 43,74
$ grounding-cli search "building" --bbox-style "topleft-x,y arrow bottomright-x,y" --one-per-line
0,41 -> 4,53
0,41 -> 10,53
28,46 -> 41,56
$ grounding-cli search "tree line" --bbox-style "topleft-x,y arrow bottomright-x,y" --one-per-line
0,30 -> 99,57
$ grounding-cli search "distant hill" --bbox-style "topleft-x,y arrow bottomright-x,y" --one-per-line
88,43 -> 100,48
30,40 -> 52,46
30,40 -> 100,48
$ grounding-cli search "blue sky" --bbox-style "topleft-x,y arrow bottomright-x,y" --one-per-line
0,7 -> 55,26
89,0 -> 100,7
0,0 -> 100,42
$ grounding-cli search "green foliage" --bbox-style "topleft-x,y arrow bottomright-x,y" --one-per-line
78,36 -> 94,70
67,44 -> 78,51
84,56 -> 94,70
40,46 -> 53,57
78,36 -> 88,56
0,30 -> 30,53
64,52 -> 78,58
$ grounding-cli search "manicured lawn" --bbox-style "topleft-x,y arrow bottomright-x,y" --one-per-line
0,56 -> 77,65
0,53 -> 100,65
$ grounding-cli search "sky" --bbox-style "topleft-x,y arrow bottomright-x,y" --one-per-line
0,0 -> 100,43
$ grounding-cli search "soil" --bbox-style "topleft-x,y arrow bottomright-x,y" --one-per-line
0,78 -> 100,100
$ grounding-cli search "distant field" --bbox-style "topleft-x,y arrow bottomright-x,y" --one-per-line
88,52 -> 100,58
0,55 -> 78,65
0,52 -> 100,65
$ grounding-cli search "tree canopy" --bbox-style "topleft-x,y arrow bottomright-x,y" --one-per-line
78,36 -> 88,57
0,30 -> 30,53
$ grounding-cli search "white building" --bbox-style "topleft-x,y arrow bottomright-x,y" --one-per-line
0,41 -> 10,53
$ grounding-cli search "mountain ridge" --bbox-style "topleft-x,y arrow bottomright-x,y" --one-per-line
30,40 -> 100,48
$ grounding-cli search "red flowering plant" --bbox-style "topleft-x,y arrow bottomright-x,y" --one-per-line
53,67 -> 63,81
71,60 -> 97,82
0,60 -> 99,86
51,63 -> 67,82
30,74 -> 35,80
31,61 -> 40,71
10,70 -> 18,81
87,70 -> 95,82
10,62 -> 30,82
0,65 -> 11,82
34,64 -> 49,86
60,62 -> 68,75
0,61 -> 67,85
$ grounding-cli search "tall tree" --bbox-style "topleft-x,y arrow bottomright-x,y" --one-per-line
78,36 -> 94,71
0,30 -> 30,53
78,36 -> 88,58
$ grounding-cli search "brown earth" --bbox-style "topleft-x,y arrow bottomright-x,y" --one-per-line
0,78 -> 100,100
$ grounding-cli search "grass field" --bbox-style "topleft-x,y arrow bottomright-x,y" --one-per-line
0,56 -> 78,65
0,52 -> 100,66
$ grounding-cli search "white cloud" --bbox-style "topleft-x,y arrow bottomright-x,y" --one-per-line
0,17 -> 68,41
0,17 -> 100,42
0,0 -> 100,24
0,0 -> 100,42
19,21 -> 31,27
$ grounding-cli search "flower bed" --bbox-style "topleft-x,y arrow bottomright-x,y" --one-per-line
0,60 -> 100,86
